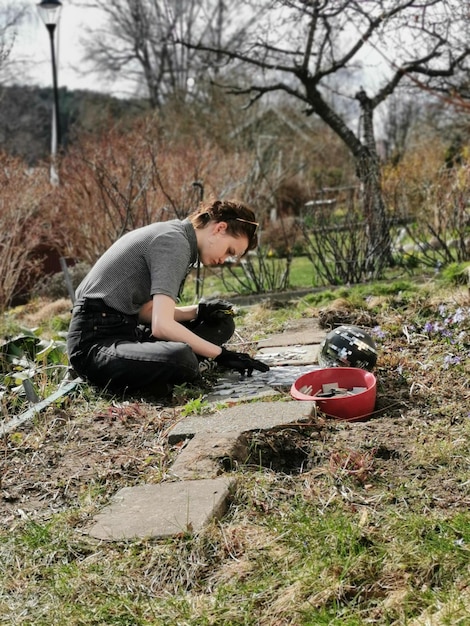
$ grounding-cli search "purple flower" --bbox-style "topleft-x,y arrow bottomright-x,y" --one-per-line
371,325 -> 387,340
443,354 -> 461,369
451,308 -> 466,324
424,321 -> 440,333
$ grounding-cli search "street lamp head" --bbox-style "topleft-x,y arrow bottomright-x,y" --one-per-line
37,0 -> 63,27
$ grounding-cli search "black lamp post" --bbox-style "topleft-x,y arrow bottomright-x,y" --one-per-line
37,0 -> 62,184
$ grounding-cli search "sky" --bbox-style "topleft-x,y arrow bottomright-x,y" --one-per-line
11,0 -> 389,100
8,0 -> 133,97
7,0 -> 403,112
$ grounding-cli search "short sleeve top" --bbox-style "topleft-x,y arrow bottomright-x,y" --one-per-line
75,219 -> 198,314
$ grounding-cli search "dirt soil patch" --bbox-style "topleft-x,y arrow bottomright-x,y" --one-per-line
2,393 -> 468,531
1,298 -> 469,530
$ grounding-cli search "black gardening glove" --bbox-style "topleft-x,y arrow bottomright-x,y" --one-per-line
215,347 -> 270,377
197,298 -> 235,323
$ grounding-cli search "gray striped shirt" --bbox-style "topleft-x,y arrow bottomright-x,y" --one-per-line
75,219 -> 198,314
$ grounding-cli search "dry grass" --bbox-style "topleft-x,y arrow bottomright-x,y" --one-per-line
1,280 -> 470,625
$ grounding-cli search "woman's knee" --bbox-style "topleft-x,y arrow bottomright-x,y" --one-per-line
172,342 -> 199,374
191,316 -> 235,345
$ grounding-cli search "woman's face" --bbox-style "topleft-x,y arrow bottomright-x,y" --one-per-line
198,221 -> 249,266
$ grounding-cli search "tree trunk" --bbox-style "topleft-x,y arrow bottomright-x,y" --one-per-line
354,146 -> 392,276
355,89 -> 392,276
304,81 -> 392,276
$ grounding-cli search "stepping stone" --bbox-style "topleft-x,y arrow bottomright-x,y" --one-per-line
168,399 -> 317,442
204,364 -> 321,403
87,477 -> 233,540
256,344 -> 320,366
257,318 -> 326,348
170,432 -> 249,479
204,374 -> 278,403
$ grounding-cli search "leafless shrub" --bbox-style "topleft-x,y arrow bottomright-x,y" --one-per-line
0,154 -> 52,311
298,189 -> 379,285
220,250 -> 293,295
383,141 -> 470,267
402,165 -> 470,266
262,216 -> 304,258
56,116 -> 252,264
33,262 -> 91,301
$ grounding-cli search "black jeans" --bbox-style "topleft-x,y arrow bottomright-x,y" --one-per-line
66,299 -> 235,393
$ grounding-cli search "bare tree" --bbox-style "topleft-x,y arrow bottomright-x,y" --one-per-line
0,1 -> 29,84
380,92 -> 421,165
183,0 -> 470,277
79,0 -> 253,108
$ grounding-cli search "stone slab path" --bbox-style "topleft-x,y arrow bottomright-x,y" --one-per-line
205,318 -> 324,403
88,478 -> 233,540
86,317 -> 326,541
204,363 -> 320,403
257,318 -> 326,348
168,400 -> 317,442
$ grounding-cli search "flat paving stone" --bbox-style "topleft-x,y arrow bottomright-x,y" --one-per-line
204,364 -> 321,403
87,477 -> 233,540
257,318 -> 326,348
86,317 -> 326,543
205,385 -> 279,403
168,400 -> 317,442
170,432 -> 249,480
257,344 -> 320,366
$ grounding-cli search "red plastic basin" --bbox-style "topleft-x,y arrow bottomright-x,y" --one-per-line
290,367 -> 377,421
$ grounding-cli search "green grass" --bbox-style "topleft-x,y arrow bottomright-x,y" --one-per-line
181,254 -> 439,307
2,479 -> 469,625
181,255 -> 316,303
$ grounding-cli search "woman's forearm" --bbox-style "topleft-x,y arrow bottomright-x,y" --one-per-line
174,305 -> 198,322
138,301 -> 198,324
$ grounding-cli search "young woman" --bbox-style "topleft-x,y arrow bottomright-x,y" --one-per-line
66,199 -> 269,395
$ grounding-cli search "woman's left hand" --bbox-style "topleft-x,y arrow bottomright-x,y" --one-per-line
197,298 -> 235,322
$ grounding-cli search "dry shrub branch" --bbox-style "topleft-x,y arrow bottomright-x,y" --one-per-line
383,143 -> 470,266
0,153 -> 55,311
55,115 -> 253,264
